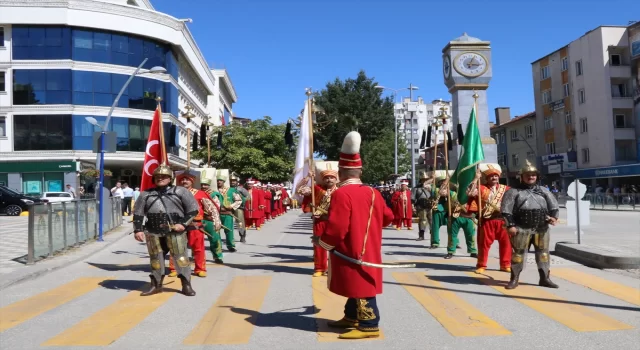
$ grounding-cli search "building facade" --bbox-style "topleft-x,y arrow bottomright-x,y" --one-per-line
0,0 -> 229,196
531,25 -> 639,190
489,108 -> 538,185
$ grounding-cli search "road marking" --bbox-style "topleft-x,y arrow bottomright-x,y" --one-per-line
0,277 -> 108,332
393,272 -> 510,337
471,270 -> 634,332
42,277 -> 178,346
312,276 -> 384,342
183,276 -> 271,345
552,268 -> 640,306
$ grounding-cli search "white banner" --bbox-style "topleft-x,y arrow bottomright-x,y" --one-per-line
292,100 -> 312,198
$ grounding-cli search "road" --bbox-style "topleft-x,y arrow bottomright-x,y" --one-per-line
0,210 -> 638,349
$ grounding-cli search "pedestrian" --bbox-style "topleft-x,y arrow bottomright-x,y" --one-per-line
111,182 -> 124,211
65,184 -> 76,199
501,160 -> 560,290
132,164 -> 199,297
315,131 -> 394,339
122,182 -> 134,215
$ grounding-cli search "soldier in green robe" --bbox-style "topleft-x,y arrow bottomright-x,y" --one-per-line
217,176 -> 243,250
444,184 -> 477,259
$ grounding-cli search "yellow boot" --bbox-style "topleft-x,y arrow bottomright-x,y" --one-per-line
339,329 -> 380,339
196,271 -> 207,277
500,267 -> 511,272
312,271 -> 324,277
327,318 -> 358,329
395,226 -> 400,230
474,268 -> 485,274
168,271 -> 177,277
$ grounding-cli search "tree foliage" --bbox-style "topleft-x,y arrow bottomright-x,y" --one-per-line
313,70 -> 410,181
192,117 -> 294,182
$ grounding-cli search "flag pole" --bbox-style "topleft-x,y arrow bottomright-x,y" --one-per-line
431,121 -> 440,198
438,107 -> 452,236
182,105 -> 195,171
472,91 -> 482,229
156,97 -> 167,165
306,88 -> 315,208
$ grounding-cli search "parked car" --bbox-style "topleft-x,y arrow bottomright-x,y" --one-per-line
0,185 -> 47,216
41,192 -> 74,203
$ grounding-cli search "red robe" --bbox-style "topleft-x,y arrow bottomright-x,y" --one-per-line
302,184 -> 332,272
244,188 -> 262,219
319,182 -> 394,298
170,188 -> 209,274
263,190 -> 273,219
391,189 -> 413,228
281,189 -> 289,213
469,184 -> 512,269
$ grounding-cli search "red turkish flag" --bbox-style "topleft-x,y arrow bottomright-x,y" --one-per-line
140,105 -> 170,191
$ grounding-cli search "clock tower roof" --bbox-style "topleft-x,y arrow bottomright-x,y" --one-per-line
452,32 -> 482,42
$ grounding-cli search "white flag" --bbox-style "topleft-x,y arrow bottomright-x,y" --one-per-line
292,100 -> 312,199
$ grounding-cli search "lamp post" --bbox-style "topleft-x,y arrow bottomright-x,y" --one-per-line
90,58 -> 166,242
375,85 -> 419,176
181,105 -> 196,171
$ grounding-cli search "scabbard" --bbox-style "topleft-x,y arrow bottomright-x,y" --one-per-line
330,250 -> 416,269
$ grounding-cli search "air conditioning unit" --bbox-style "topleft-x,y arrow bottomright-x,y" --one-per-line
122,169 -> 134,176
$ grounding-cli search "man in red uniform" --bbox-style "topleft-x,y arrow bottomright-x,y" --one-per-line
244,178 -> 263,229
316,131 -> 394,340
281,184 -> 290,213
264,183 -> 273,221
391,179 -> 413,230
255,182 -> 265,228
168,170 -> 216,277
299,166 -> 338,277
467,164 -> 512,273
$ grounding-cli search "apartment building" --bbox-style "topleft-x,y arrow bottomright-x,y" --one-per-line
397,97 -> 452,158
489,108 -> 538,184
531,25 -> 640,189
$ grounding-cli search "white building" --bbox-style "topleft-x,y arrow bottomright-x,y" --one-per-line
531,25 -> 639,189
0,0 -> 235,195
396,97 -> 452,157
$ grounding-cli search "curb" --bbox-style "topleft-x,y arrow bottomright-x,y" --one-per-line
0,226 -> 133,291
554,242 -> 640,269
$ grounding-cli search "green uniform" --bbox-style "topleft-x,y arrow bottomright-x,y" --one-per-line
430,187 -> 451,247
446,191 -> 477,254
206,191 -> 225,259
218,187 -> 242,249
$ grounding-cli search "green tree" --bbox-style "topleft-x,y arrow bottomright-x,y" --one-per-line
360,128 -> 411,183
312,70 -> 409,181
313,70 -> 395,161
192,117 -> 295,182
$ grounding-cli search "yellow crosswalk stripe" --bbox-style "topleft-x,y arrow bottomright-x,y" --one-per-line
183,275 -> 272,345
393,272 -> 511,337
42,276 -> 178,346
471,270 -> 634,332
0,277 -> 108,332
312,276 -> 384,342
552,268 -> 640,306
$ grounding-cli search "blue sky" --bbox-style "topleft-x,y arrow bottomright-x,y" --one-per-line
152,0 -> 637,124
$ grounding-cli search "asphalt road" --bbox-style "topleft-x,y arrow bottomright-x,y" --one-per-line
0,210 -> 638,350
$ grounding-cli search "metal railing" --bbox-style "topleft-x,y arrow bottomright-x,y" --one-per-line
27,197 -> 123,264
582,193 -> 640,211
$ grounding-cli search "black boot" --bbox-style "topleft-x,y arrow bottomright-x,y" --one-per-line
444,253 -> 454,259
538,269 -> 559,288
178,275 -> 196,296
505,270 -> 520,290
470,253 -> 478,258
140,275 -> 163,296
417,230 -> 425,241
240,234 -> 246,243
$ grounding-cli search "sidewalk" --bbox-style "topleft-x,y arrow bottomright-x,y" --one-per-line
0,220 -> 132,290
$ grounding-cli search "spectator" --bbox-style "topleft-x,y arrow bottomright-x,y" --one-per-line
122,183 -> 134,216
66,184 -> 76,199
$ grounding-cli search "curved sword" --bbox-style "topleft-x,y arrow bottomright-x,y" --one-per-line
331,250 -> 416,269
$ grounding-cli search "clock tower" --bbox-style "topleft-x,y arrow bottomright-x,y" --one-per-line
442,33 -> 497,169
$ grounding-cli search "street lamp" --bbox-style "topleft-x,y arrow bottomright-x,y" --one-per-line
93,58 -> 167,242
375,84 -> 419,186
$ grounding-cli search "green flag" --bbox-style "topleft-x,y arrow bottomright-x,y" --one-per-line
450,105 -> 485,204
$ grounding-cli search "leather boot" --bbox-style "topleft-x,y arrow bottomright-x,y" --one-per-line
505,270 -> 520,290
140,275 -> 163,296
240,234 -> 246,243
178,275 -> 196,296
538,269 -> 559,288
417,230 -> 425,241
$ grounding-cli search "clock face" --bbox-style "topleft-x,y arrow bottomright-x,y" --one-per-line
453,52 -> 488,77
443,55 -> 451,79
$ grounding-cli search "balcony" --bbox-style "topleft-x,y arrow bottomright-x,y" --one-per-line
611,96 -> 634,109
609,65 -> 631,78
614,128 -> 636,140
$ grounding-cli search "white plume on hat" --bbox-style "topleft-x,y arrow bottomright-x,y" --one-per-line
341,131 -> 361,154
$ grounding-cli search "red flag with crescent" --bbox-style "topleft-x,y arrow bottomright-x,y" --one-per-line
140,105 -> 169,191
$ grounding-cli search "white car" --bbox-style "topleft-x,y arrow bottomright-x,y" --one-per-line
41,192 -> 74,202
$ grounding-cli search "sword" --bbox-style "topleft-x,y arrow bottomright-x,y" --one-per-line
330,250 -> 416,269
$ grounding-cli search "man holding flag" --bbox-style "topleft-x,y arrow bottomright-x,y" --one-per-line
448,104 -> 484,258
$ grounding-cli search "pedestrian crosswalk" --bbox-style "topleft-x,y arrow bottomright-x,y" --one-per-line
0,261 -> 638,347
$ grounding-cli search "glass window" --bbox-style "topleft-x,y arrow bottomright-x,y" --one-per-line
0,71 -> 5,91
46,70 -> 71,91
72,29 -> 93,62
13,115 -> 72,151
128,37 -> 144,67
28,27 -> 46,59
92,32 -> 111,63
112,117 -> 129,138
44,173 -> 64,192
0,27 -> 5,47
0,117 -> 6,137
92,72 -> 111,93
22,173 -> 44,197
